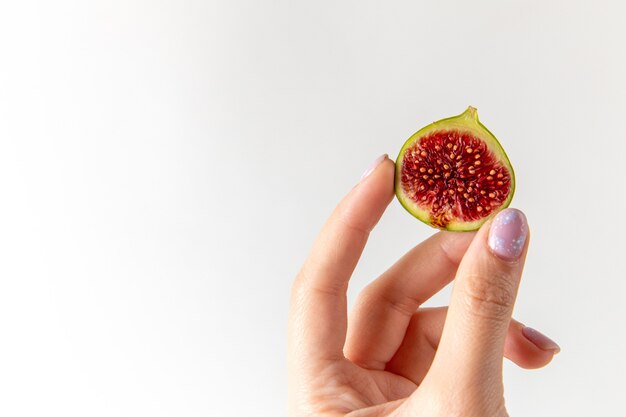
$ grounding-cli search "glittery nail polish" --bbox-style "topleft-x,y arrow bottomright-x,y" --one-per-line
488,208 -> 528,261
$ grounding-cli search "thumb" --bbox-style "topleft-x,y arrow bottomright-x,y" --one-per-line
426,208 -> 530,389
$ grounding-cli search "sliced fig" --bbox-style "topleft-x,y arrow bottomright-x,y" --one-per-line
395,107 -> 515,231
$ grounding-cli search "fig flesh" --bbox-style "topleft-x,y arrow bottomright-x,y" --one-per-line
395,107 -> 515,231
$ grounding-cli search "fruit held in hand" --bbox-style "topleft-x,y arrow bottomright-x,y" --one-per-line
395,107 -> 515,231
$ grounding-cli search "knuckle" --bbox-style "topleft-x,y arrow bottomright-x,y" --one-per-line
290,268 -> 311,300
289,277 -> 305,306
291,266 -> 346,302
359,282 -> 421,318
355,281 -> 381,306
460,272 -> 516,321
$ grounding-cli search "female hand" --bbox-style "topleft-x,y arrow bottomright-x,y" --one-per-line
288,155 -> 559,417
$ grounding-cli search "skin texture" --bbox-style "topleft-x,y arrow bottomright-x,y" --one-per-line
288,156 -> 558,417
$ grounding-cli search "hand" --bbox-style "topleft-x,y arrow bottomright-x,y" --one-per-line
288,155 -> 559,417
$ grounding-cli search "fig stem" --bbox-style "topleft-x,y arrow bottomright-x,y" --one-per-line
463,106 -> 479,121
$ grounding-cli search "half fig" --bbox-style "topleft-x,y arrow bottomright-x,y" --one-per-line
395,107 -> 515,231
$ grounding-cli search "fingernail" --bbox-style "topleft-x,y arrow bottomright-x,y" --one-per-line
522,327 -> 561,354
360,154 -> 387,181
488,208 -> 528,261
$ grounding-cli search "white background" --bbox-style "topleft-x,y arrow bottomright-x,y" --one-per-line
1,1 -> 625,416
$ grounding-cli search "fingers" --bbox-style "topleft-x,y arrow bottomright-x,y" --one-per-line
289,155 -> 395,362
344,231 -> 475,369
426,208 -> 530,385
385,307 -> 559,384
505,320 -> 560,369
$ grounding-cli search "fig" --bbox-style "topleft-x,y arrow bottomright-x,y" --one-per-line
395,107 -> 515,231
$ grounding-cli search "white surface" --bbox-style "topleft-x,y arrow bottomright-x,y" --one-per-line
1,1 -> 625,416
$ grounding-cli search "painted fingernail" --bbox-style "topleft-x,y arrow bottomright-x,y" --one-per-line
360,154 -> 387,181
522,326 -> 561,354
488,208 -> 528,261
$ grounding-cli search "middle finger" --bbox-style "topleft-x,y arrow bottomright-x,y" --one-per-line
344,230 -> 475,369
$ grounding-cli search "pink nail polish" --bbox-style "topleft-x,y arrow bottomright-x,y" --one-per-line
360,154 -> 387,181
488,208 -> 528,261
522,326 -> 561,354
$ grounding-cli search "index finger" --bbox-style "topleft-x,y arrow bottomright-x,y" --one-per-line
289,155 -> 394,362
